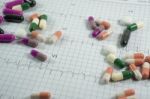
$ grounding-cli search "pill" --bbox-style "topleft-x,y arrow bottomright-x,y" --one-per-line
0,34 -> 16,43
0,16 -> 4,24
31,49 -> 47,61
15,28 -> 27,38
111,70 -> 133,81
92,26 -> 104,37
119,16 -> 133,26
125,59 -> 144,66
46,31 -> 63,44
31,91 -> 51,99
4,14 -> 24,23
118,95 -> 136,99
106,54 -> 126,69
127,22 -> 144,31
29,13 -> 40,21
3,8 -> 23,16
120,29 -> 131,47
0,28 -> 4,34
96,20 -> 111,30
5,0 -> 24,9
96,28 -> 112,40
39,14 -> 48,29
19,38 -> 38,48
117,89 -> 135,98
101,67 -> 113,84
145,56 -> 150,63
141,62 -> 150,79
24,0 -> 36,7
30,31 -> 46,42
29,17 -> 39,32
101,45 -> 117,56
12,3 -> 30,11
124,52 -> 144,59
88,16 -> 97,30
129,64 -> 142,80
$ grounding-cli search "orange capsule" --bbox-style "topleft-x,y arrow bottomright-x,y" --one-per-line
125,59 -> 144,66
102,66 -> 113,84
142,62 -> 150,79
124,52 -> 144,59
145,56 -> 150,63
96,29 -> 112,40
117,89 -> 135,98
31,92 -> 52,99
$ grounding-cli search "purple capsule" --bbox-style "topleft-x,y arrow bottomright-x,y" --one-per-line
0,34 -> 16,43
5,0 -> 24,9
19,38 -> 38,48
92,26 -> 104,37
0,16 -> 4,24
3,8 -> 23,16
88,16 -> 97,30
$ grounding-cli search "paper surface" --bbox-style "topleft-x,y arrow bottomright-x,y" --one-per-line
0,0 -> 150,99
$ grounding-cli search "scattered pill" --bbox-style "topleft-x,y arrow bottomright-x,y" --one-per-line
5,0 -> 24,9
15,28 -> 27,38
46,31 -> 63,44
29,17 -> 39,32
129,64 -> 142,80
0,34 -> 16,43
12,2 -> 30,11
145,56 -> 150,63
88,16 -> 97,30
0,16 -> 4,24
111,70 -> 133,81
119,16 -> 133,26
127,22 -> 144,31
120,29 -> 131,47
117,89 -> 135,98
30,49 -> 47,61
31,91 -> 51,99
3,8 -> 23,16
101,45 -> 117,56
124,52 -> 144,59
24,0 -> 36,7
4,14 -> 24,23
96,28 -> 112,40
30,31 -> 46,42
118,95 -> 136,99
106,54 -> 126,69
125,59 -> 144,66
19,38 -> 38,48
141,62 -> 150,79
96,20 -> 111,30
92,26 -> 104,37
0,28 -> 4,34
39,14 -> 48,29
101,67 -> 113,84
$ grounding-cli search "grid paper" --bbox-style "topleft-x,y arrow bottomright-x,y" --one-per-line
0,0 -> 150,99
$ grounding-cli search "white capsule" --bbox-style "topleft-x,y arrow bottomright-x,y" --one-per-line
101,67 -> 113,84
39,19 -> 47,29
15,28 -> 27,38
111,72 -> 123,81
101,45 -> 117,56
106,54 -> 116,64
119,16 -> 133,26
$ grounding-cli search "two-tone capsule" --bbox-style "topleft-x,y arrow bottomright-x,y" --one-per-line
145,56 -> 150,63
30,49 -> 47,62
129,64 -> 142,80
106,54 -> 126,69
118,95 -> 136,99
19,38 -> 38,48
12,3 -> 30,11
141,62 -> 150,79
31,91 -> 51,99
29,31 -> 46,42
125,59 -> 144,66
29,14 -> 39,32
39,14 -> 48,29
111,70 -> 133,82
5,0 -> 24,9
24,0 -> 36,7
101,67 -> 113,84
124,52 -> 144,59
127,22 -> 144,31
0,34 -> 16,43
4,14 -> 24,23
116,89 -> 135,99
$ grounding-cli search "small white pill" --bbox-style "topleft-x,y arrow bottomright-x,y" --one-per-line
119,16 -> 133,26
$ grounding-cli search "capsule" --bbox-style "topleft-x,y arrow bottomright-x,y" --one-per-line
145,56 -> 150,63
39,14 -> 48,29
24,0 -> 36,7
106,54 -> 126,69
0,16 -> 4,24
31,49 -> 47,61
111,70 -> 133,81
15,28 -> 27,38
101,45 -> 117,56
5,0 -> 24,9
119,16 -> 133,26
117,89 -> 135,98
129,64 -> 142,80
124,52 -> 144,59
125,59 -> 144,66
120,29 -> 131,47
12,3 -> 30,11
3,8 -> 23,16
46,31 -> 63,44
92,26 -> 104,37
127,22 -> 144,31
0,28 -> 4,34
118,95 -> 136,99
96,28 -> 112,40
141,62 -> 150,79
95,19 -> 111,30
19,38 -> 38,48
30,31 -> 46,42
88,16 -> 97,30
4,15 -> 24,23
101,67 -> 113,84
29,17 -> 39,32
0,34 -> 16,43
31,92 -> 51,99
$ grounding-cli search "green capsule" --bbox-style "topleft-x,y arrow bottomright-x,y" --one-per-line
29,23 -> 38,32
114,58 -> 126,69
127,22 -> 144,31
39,14 -> 48,20
22,3 -> 30,10
122,71 -> 133,80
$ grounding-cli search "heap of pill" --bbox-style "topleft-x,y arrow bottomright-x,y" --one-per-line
31,91 -> 52,99
101,67 -> 113,83
39,14 -> 48,29
116,89 -> 135,99
124,52 -> 144,59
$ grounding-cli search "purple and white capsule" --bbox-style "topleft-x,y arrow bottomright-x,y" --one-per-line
3,8 -> 23,16
19,38 -> 38,48
0,34 -> 16,43
5,0 -> 24,9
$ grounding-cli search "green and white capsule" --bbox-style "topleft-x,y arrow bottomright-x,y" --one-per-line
12,3 -> 30,11
29,17 -> 39,32
127,22 -> 144,31
39,14 -> 47,29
